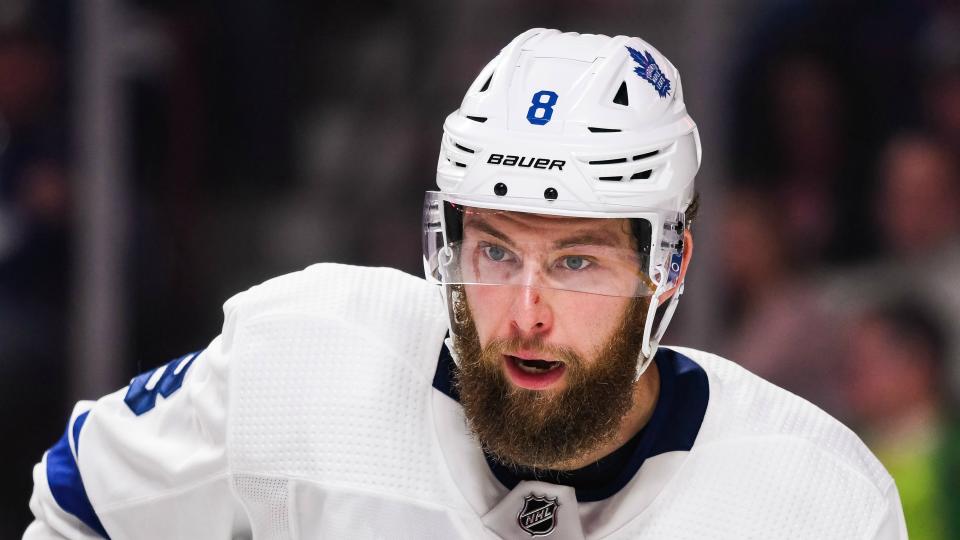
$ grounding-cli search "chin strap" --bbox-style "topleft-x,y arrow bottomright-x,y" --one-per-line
634,282 -> 684,382
633,347 -> 656,383
444,335 -> 460,366
441,285 -> 464,367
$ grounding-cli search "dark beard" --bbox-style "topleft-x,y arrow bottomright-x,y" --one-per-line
451,288 -> 649,470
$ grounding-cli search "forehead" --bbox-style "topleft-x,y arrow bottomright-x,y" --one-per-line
461,207 -> 634,247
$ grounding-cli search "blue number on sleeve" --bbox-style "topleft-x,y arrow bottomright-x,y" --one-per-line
526,90 -> 559,125
123,351 -> 200,416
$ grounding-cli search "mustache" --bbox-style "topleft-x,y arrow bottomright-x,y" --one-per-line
482,335 -> 583,366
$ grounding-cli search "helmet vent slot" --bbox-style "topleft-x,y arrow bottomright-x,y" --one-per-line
454,143 -> 476,154
630,170 -> 652,180
466,115 -> 488,123
479,73 -> 493,92
589,157 -> 628,165
633,150 -> 659,160
599,176 -> 624,181
454,162 -> 467,168
588,127 -> 621,133
613,81 -> 629,106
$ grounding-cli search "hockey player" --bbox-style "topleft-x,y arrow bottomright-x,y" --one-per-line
24,29 -> 906,539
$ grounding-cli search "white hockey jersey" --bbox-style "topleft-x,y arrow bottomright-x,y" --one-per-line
25,264 -> 907,539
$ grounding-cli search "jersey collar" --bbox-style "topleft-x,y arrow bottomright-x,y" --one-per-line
432,343 -> 709,501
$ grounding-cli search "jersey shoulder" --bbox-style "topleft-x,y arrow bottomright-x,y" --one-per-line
225,263 -> 443,336
641,347 -> 904,539
223,264 -> 459,520
29,264 -> 448,539
669,346 -> 892,492
223,263 -> 447,379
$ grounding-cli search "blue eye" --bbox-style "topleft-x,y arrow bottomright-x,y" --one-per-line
484,245 -> 507,261
562,256 -> 590,270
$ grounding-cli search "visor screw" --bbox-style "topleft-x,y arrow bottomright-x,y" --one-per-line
544,187 -> 558,200
494,182 -> 508,196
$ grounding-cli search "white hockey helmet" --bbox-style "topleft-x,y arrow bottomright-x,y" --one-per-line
423,28 -> 701,379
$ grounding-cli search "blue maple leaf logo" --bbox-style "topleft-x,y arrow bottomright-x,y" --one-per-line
626,46 -> 671,98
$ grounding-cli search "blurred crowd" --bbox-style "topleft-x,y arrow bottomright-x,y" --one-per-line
0,2 -> 71,531
715,2 -> 960,538
0,1 -> 958,537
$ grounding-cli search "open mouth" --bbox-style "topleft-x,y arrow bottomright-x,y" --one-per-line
513,357 -> 563,374
504,355 -> 567,390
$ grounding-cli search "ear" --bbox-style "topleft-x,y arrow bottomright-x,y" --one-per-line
657,229 -> 693,304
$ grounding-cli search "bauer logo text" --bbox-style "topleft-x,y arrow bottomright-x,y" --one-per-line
487,154 -> 565,171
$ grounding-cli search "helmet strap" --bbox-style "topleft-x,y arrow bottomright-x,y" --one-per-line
634,282 -> 684,382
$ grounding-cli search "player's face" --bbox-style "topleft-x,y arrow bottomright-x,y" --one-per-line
451,210 -> 649,469
460,210 -> 639,391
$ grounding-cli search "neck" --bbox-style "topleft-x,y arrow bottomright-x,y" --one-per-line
551,359 -> 661,470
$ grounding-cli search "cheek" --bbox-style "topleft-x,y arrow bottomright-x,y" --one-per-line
553,294 -> 632,353
463,285 -> 635,357
463,285 -> 509,346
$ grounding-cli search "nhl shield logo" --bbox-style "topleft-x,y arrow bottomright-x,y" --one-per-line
517,494 -> 559,536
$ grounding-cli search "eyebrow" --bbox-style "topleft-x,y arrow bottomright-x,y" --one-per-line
464,217 -> 627,250
463,219 -> 518,248
551,232 -> 625,250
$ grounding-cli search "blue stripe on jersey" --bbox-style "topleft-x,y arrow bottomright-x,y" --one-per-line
577,347 -> 708,501
647,348 -> 709,457
46,411 -> 111,538
432,339 -> 459,402
72,410 -> 88,453
431,344 -> 710,502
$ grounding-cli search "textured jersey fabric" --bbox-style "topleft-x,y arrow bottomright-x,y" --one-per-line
24,264 -> 907,539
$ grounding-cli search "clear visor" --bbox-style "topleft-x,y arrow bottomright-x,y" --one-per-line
423,192 -> 685,298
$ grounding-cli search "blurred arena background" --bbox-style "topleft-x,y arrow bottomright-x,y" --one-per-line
2,1 -> 958,537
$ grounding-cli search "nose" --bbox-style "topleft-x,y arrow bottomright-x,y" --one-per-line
509,285 -> 553,338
